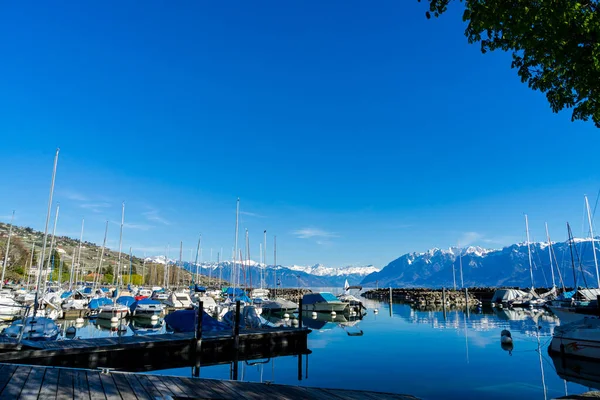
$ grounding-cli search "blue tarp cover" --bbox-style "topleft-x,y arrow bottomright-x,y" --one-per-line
116,296 -> 135,307
164,309 -> 229,333
60,291 -> 72,299
225,287 -> 246,296
82,287 -> 92,294
88,297 -> 113,310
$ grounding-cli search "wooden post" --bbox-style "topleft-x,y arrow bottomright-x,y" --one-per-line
234,300 -> 241,348
298,298 -> 303,328
196,301 -> 204,340
297,350 -> 302,381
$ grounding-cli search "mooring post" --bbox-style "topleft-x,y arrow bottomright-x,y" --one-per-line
196,301 -> 204,341
597,295 -> 600,315
298,351 -> 303,381
298,298 -> 303,328
234,300 -> 241,349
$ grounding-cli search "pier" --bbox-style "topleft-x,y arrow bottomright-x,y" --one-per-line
0,328 -> 310,371
0,363 -> 418,399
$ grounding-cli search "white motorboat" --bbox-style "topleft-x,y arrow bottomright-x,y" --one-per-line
97,303 -> 129,320
0,297 -> 26,322
550,317 -> 600,359
165,291 -> 192,309
302,292 -> 347,313
130,299 -> 164,318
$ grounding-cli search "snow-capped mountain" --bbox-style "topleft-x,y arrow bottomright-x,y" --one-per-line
362,238 -> 600,288
286,264 -> 379,277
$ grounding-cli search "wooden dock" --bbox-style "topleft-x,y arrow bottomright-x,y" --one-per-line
0,328 -> 311,371
0,363 -> 418,399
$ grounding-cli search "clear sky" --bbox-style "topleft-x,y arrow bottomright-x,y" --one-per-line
1,1 -> 599,269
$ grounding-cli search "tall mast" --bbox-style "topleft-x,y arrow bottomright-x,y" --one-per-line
115,202 -> 125,286
264,230 -> 267,291
585,195 -> 600,288
545,223 -> 556,289
142,256 -> 146,286
1,210 -> 15,289
43,203 -> 60,295
525,214 -> 535,290
26,242 -> 35,289
128,247 -> 133,286
194,235 -> 201,285
259,243 -> 263,290
93,221 -> 109,292
209,248 -> 213,286
274,235 -> 277,295
245,229 -> 250,288
567,222 -> 578,288
75,218 -> 84,289
34,148 -> 59,316
458,242 -> 464,289
178,241 -> 183,288
233,198 -> 240,289
165,244 -> 170,289
218,250 -> 221,287
452,247 -> 457,290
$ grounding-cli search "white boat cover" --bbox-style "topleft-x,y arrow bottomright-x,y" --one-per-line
491,289 -> 529,303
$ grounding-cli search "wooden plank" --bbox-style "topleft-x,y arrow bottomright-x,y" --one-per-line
132,375 -> 161,399
159,377 -> 188,398
56,369 -> 75,400
85,372 -> 106,400
0,366 -> 31,400
19,367 -> 46,400
39,367 -> 59,399
73,370 -> 90,400
121,374 -> 151,400
145,376 -> 174,398
98,373 -> 120,400
173,377 -> 224,399
0,365 -> 16,393
111,373 -> 136,400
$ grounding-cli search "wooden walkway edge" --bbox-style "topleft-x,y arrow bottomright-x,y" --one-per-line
0,363 -> 419,399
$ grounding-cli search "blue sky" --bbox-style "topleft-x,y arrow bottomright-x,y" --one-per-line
1,1 -> 599,268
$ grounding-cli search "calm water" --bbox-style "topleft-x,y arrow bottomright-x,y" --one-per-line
55,298 -> 600,399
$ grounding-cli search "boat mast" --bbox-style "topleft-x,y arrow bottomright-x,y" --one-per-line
274,235 -> 277,296
545,222 -> 557,289
164,244 -> 170,289
115,202 -> 125,287
218,250 -> 221,287
34,149 -> 59,317
75,218 -> 84,289
458,242 -> 464,289
128,247 -> 133,286
26,242 -> 35,289
585,195 -> 600,288
178,241 -> 183,288
194,235 -> 201,285
43,203 -> 60,295
263,230 -> 267,290
259,243 -> 263,290
209,247 -> 213,286
452,248 -> 457,291
93,221 -> 109,292
525,214 -> 535,290
233,198 -> 240,290
1,210 -> 15,289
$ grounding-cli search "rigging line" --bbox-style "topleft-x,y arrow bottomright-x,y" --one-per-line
593,186 -> 600,220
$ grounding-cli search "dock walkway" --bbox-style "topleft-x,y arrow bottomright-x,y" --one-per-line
0,363 -> 417,399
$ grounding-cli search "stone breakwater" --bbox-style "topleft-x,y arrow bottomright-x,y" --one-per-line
363,288 -> 499,306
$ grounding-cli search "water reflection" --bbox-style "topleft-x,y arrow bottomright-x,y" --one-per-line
550,352 -> 600,391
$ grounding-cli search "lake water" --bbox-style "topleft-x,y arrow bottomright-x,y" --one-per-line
59,297 -> 600,399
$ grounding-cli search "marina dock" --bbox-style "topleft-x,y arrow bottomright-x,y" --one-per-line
0,328 -> 310,371
0,363 -> 418,399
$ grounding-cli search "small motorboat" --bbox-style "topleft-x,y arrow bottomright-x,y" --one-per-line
130,298 -> 165,318
165,291 -> 193,309
302,292 -> 348,313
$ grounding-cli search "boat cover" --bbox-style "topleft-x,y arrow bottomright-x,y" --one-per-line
88,298 -> 113,310
303,292 -> 341,305
116,296 -> 135,307
490,289 -> 529,303
164,309 -> 229,333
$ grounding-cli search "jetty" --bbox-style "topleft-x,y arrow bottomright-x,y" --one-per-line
0,363 -> 418,399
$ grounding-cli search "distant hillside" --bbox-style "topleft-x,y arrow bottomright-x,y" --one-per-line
361,240 -> 600,289
0,222 -> 217,286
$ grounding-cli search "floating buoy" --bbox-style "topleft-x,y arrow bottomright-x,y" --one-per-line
292,319 -> 299,326
75,317 -> 84,324
65,326 -> 76,338
500,329 -> 513,344
110,322 -> 118,331
283,313 -> 290,319
312,311 -> 317,318
151,314 -> 159,321
331,311 -> 336,317
374,309 -> 379,314
110,317 -> 119,323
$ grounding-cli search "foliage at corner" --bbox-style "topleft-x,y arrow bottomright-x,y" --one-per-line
419,0 -> 600,127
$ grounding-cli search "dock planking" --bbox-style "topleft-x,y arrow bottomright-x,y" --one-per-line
0,363 -> 419,399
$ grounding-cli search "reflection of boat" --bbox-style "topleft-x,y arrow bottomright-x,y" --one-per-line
2,317 -> 60,341
550,317 -> 600,359
302,292 -> 347,313
301,311 -> 348,330
94,317 -> 129,332
550,351 -> 600,390
130,318 -> 163,334
164,309 -> 229,333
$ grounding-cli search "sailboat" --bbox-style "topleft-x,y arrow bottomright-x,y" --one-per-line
260,235 -> 298,316
337,279 -> 367,315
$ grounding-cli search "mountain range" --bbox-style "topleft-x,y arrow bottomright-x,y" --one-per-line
361,239 -> 600,289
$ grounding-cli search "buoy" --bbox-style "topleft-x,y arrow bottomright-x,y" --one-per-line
331,311 -> 336,317
374,309 -> 379,314
110,317 -> 119,323
110,322 -> 118,331
500,329 -> 513,344
151,314 -> 159,321
312,311 -> 317,318
65,326 -> 76,338
283,313 -> 290,319
75,317 -> 84,324
292,318 -> 299,326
